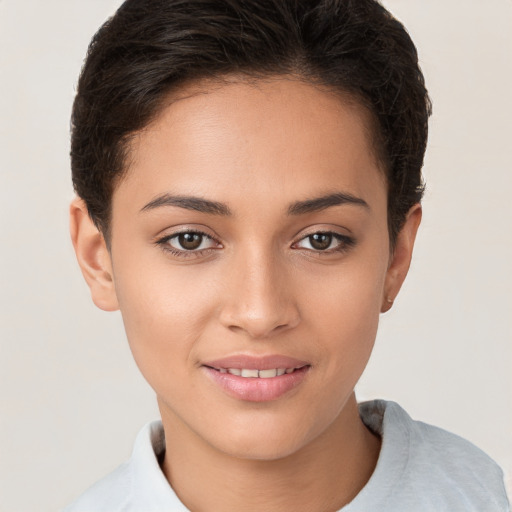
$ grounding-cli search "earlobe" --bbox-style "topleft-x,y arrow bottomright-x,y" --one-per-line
70,198 -> 119,312
381,204 -> 422,313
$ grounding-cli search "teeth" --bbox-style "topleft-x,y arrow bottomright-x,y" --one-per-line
258,369 -> 277,378
241,369 -> 259,378
221,367 -> 298,378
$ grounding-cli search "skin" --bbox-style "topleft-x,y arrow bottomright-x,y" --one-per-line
71,76 -> 421,511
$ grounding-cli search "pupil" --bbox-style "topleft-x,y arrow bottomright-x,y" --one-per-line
310,233 -> 332,250
179,233 -> 202,250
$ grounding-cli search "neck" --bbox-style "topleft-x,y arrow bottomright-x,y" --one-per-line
159,393 -> 381,512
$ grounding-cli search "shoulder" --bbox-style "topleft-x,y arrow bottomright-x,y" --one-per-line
62,462 -> 132,512
353,400 -> 509,511
62,421 -> 185,512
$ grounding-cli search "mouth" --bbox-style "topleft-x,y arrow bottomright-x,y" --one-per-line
201,355 -> 311,402
206,366 -> 307,378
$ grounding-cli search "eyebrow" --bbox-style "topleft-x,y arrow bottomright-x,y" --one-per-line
140,191 -> 369,216
287,192 -> 369,215
141,194 -> 232,216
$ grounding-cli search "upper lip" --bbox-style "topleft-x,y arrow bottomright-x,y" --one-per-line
202,354 -> 310,370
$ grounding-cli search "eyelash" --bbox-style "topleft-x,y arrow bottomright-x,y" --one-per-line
156,230 -> 220,259
155,230 -> 355,259
293,232 -> 355,254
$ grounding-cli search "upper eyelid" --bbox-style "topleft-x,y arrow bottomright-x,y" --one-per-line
290,220 -> 353,238
156,231 -> 221,258
156,227 -> 352,251
293,232 -> 352,247
157,227 -> 219,242
293,228 -> 351,243
158,228 -> 346,239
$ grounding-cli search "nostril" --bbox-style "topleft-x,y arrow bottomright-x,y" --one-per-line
223,315 -> 299,339
217,268 -> 301,337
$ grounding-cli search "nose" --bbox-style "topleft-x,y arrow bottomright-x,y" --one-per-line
218,246 -> 301,339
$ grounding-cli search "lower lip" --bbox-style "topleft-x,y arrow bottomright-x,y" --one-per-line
203,366 -> 310,402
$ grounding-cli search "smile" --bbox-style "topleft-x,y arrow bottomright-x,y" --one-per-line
202,357 -> 311,402
213,367 -> 304,378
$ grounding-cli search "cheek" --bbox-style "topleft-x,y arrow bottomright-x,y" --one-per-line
303,249 -> 387,325
302,255 -> 388,377
316,284 -> 381,360
111,253 -> 219,386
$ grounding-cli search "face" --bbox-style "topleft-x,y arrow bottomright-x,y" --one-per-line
74,77 -> 417,461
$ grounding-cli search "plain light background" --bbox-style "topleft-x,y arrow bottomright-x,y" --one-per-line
1,1 -> 511,511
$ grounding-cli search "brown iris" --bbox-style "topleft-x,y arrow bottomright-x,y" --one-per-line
178,233 -> 203,250
309,233 -> 332,250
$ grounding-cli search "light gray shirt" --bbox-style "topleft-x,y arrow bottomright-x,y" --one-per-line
63,400 -> 509,511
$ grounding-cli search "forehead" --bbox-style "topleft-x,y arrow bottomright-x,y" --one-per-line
114,77 -> 386,216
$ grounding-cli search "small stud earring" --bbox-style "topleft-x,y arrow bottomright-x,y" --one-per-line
386,297 -> 394,304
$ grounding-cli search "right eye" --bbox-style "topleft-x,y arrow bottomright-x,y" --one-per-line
156,230 -> 221,258
169,232 -> 211,251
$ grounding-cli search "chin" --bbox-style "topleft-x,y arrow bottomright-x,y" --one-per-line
218,435 -> 307,462
203,412 -> 324,462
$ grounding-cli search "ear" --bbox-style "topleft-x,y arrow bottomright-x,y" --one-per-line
70,198 -> 119,312
381,203 -> 422,313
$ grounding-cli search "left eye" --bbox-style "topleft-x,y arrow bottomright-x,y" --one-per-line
166,232 -> 217,251
295,232 -> 350,252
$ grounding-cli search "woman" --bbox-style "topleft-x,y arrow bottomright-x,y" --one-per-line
65,0 -> 509,510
